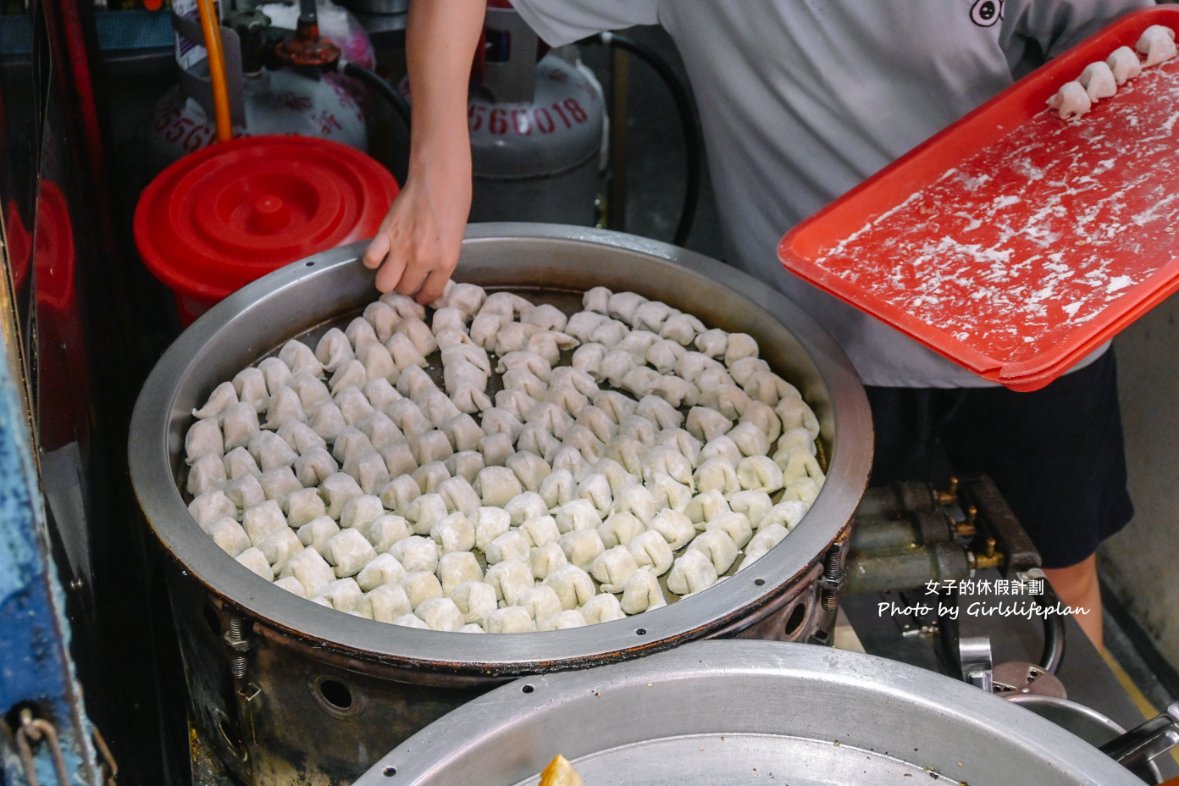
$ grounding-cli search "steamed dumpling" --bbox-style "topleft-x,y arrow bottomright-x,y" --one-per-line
389,536 -> 440,574
544,564 -> 597,610
473,506 -> 512,551
539,468 -> 577,509
590,546 -> 639,593
739,523 -> 789,570
529,542 -> 569,580
187,453 -> 227,496
324,529 -> 378,577
193,381 -> 238,420
620,569 -> 667,614
402,571 -> 445,610
475,465 -> 524,507
431,512 -> 476,553
357,553 -> 407,591
1106,45 -> 1141,85
485,559 -> 534,606
666,550 -> 719,595
1078,61 -> 1116,102
431,549 -> 481,600
450,580 -> 497,624
485,530 -> 531,565
628,529 -> 674,576
648,509 -> 696,550
280,547 -> 335,595
580,592 -> 626,624
234,366 -> 271,412
207,518 -> 251,557
515,585 -> 563,622
705,512 -> 753,549
538,609 -> 589,631
1047,81 -> 1091,120
597,511 -> 646,549
484,606 -> 536,633
188,283 -> 821,632
582,286 -> 612,314
1137,24 -> 1177,67
222,403 -> 261,453
367,584 -> 413,623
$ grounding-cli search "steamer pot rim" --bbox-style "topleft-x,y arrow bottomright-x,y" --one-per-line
356,640 -> 1147,786
129,223 -> 872,672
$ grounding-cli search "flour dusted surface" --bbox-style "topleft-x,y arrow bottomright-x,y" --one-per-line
815,56 -> 1179,372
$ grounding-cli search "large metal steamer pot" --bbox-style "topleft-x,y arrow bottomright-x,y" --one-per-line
357,641 -> 1148,786
129,224 -> 873,785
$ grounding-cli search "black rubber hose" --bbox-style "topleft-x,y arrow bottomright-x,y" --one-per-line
593,32 -> 703,247
1035,583 -> 1067,674
341,60 -> 412,134
1041,613 -> 1065,674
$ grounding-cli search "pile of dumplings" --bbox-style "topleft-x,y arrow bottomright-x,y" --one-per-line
182,282 -> 826,633
1048,24 -> 1177,120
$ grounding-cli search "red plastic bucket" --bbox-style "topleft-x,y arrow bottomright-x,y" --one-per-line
134,134 -> 398,324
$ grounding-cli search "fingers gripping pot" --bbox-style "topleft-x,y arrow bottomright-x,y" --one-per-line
129,224 -> 873,785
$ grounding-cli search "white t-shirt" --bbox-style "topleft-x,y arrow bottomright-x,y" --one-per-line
511,0 -> 1151,387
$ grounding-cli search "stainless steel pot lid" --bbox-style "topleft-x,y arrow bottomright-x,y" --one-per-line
356,640 -> 1146,786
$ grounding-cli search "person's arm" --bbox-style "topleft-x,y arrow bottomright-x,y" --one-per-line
362,0 -> 485,304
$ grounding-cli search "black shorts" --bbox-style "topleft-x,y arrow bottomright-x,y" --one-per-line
865,349 -> 1133,569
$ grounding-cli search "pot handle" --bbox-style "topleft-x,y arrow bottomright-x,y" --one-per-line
1098,701 -> 1179,772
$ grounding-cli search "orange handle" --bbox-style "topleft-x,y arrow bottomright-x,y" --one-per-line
195,0 -> 232,142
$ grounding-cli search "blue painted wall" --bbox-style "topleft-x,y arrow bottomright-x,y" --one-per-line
0,353 -> 95,784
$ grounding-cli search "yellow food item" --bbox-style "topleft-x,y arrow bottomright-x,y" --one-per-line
539,754 -> 585,786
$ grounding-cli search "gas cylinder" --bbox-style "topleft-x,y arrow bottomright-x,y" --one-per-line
466,4 -> 604,225
145,1 -> 369,176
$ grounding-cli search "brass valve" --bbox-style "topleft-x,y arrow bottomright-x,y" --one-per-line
273,0 -> 340,70
971,536 -> 1004,570
273,18 -> 341,69
954,505 -> 978,539
935,475 -> 960,507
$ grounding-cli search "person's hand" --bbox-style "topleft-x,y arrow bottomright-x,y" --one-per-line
362,0 -> 481,303
362,159 -> 471,305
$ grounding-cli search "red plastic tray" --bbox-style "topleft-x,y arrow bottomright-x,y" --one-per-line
779,8 -> 1179,391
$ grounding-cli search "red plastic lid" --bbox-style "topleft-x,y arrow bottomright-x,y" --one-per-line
35,180 -> 77,313
5,198 -> 31,294
134,135 -> 398,305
